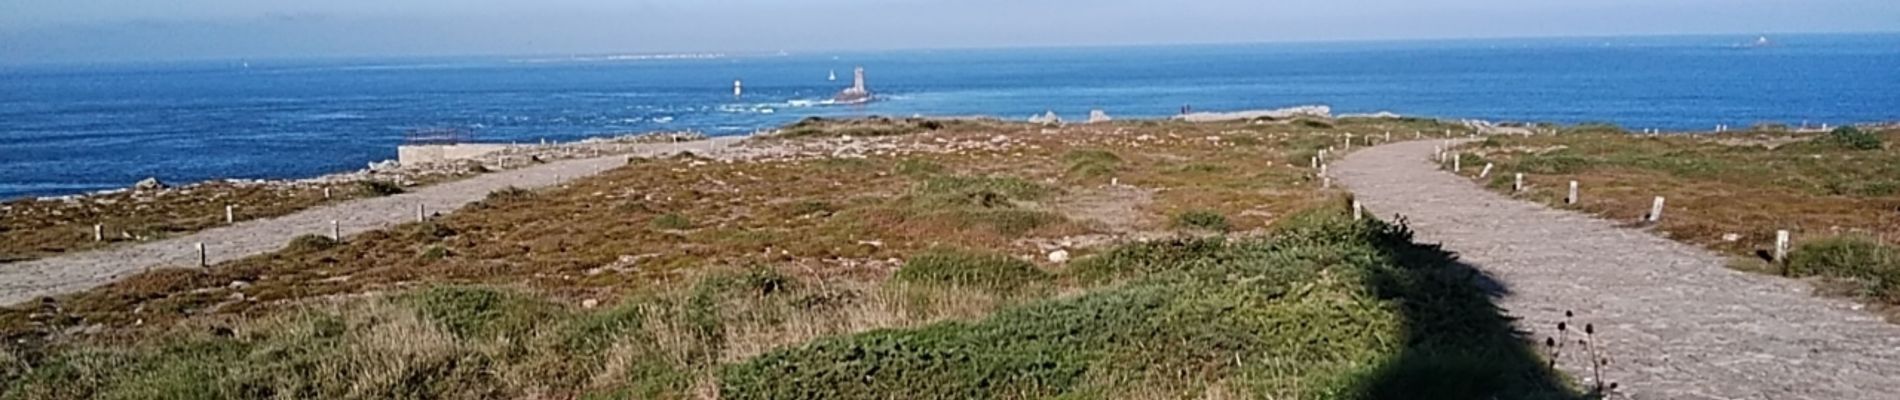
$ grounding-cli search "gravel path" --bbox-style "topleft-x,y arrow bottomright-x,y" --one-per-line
0,137 -> 752,306
1334,140 -> 1900,400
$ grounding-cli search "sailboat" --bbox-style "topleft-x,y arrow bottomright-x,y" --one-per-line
829,70 -> 837,81
1746,35 -> 1773,48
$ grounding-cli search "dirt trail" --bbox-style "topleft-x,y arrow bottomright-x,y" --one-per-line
0,137 -> 756,306
1334,140 -> 1900,400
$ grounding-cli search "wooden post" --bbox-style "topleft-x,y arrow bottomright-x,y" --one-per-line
1310,156 -> 1319,169
331,220 -> 341,241
1385,131 -> 1392,142
416,204 -> 427,223
1322,176 -> 1332,189
1352,200 -> 1364,220
1646,196 -> 1666,222
1319,164 -> 1328,176
1344,133 -> 1353,151
1414,131 -> 1421,139
94,224 -> 104,242
1566,181 -> 1580,205
225,205 -> 235,224
1451,153 -> 1461,172
1479,163 -> 1494,179
323,187 -> 332,199
1774,230 -> 1791,263
1111,177 -> 1120,187
1513,173 -> 1525,193
195,242 -> 207,267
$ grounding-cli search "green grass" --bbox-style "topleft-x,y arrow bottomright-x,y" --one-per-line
648,213 -> 693,230
719,210 -> 1577,399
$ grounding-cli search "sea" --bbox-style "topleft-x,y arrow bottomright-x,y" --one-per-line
3,33 -> 1898,200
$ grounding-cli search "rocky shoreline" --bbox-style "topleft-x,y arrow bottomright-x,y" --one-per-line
13,132 -> 708,205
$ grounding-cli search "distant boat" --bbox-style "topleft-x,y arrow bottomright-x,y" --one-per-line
829,70 -> 837,81
1747,35 -> 1774,48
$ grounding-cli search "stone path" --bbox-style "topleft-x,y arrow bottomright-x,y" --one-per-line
1333,140 -> 1900,400
0,137 -> 753,306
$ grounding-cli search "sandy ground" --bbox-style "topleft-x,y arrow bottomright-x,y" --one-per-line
1334,140 -> 1900,400
0,137 -> 757,306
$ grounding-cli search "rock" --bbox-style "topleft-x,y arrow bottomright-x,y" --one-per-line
132,177 -> 167,191
990,135 -> 1009,144
1721,233 -> 1743,242
1029,111 -> 1063,125
581,299 -> 600,309
227,280 -> 252,290
1048,250 -> 1071,263
1174,105 -> 1332,122
1088,109 -> 1112,123
366,160 -> 402,172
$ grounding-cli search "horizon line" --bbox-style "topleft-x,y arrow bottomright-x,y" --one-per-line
4,29 -> 1897,69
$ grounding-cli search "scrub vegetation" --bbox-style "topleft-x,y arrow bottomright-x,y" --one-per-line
1,117 -> 1573,399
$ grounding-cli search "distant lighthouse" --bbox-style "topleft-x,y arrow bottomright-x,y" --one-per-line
833,67 -> 871,104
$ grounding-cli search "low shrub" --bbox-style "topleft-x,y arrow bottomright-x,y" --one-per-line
1067,237 -> 1227,282
1829,126 -> 1883,150
893,248 -> 1047,291
722,210 -> 1574,399
915,175 -> 1049,208
1786,236 -> 1900,301
1173,209 -> 1230,232
894,159 -> 946,176
356,180 -> 405,196
1063,149 -> 1122,177
283,234 -> 338,253
485,186 -> 534,202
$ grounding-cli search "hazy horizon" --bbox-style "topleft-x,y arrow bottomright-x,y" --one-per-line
4,0 -> 1898,65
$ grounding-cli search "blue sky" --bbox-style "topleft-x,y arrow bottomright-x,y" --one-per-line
2,0 -> 1896,64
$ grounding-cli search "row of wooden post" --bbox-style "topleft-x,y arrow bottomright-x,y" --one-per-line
173,202 -> 431,269
1445,153 -> 1796,263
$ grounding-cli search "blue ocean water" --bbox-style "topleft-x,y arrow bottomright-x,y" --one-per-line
3,34 -> 1898,200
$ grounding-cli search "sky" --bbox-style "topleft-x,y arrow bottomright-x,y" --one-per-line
2,0 -> 1897,64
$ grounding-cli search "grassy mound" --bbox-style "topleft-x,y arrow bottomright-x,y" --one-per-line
720,211 -> 1575,399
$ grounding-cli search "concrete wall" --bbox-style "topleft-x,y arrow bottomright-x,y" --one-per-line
397,144 -> 514,166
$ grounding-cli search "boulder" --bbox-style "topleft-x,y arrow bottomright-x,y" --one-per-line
367,160 -> 402,172
1029,111 -> 1063,125
132,177 -> 167,191
1088,109 -> 1112,124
